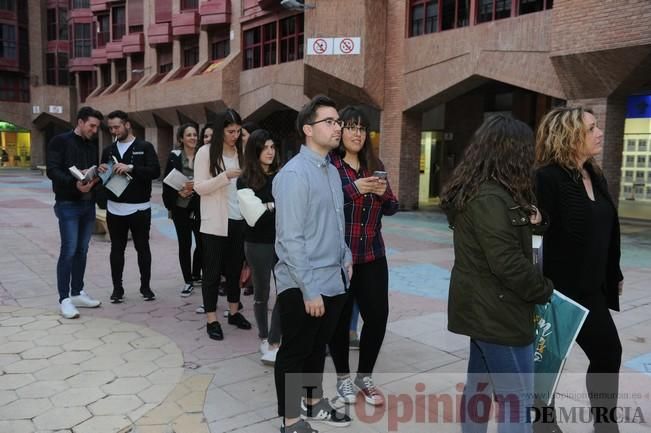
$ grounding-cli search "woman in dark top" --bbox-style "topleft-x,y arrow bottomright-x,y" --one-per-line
162,123 -> 202,297
535,107 -> 623,433
327,106 -> 399,407
236,129 -> 281,364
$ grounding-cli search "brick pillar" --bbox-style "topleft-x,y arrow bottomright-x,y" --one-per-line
380,0 -> 422,210
568,97 -> 626,202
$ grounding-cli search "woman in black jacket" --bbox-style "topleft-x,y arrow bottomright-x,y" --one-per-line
163,123 -> 202,297
236,129 -> 281,364
535,107 -> 623,433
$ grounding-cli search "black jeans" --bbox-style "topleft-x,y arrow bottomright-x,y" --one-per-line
107,208 -> 152,291
201,219 -> 244,313
244,241 -> 281,343
275,288 -> 346,419
171,206 -> 202,283
328,256 -> 389,377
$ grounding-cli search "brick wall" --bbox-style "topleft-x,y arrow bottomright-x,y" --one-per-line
552,0 -> 651,55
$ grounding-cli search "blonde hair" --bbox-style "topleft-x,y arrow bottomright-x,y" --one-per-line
535,106 -> 600,173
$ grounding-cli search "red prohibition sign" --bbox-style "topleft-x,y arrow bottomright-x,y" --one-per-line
313,38 -> 328,54
340,38 -> 354,54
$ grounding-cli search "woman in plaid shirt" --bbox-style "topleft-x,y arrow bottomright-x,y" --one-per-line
327,105 -> 399,407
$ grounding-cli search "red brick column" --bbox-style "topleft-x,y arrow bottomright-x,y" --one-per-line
380,0 -> 422,210
568,97 -> 627,202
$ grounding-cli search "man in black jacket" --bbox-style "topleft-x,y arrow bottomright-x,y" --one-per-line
46,106 -> 104,319
99,110 -> 160,303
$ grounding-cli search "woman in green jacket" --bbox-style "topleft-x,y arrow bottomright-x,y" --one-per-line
441,114 -> 553,433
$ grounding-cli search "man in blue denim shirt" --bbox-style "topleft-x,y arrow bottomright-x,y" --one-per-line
46,107 -> 104,319
273,95 -> 353,433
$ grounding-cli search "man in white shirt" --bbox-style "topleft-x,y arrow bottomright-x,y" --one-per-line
99,110 -> 160,303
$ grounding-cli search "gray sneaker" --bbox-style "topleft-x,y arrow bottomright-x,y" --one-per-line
335,376 -> 356,404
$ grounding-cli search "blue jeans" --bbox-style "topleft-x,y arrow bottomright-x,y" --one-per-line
462,339 -> 534,433
54,200 -> 96,303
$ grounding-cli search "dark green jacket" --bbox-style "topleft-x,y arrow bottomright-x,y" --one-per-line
446,181 -> 553,346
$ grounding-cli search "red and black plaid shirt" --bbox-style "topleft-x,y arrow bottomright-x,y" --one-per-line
330,153 -> 399,264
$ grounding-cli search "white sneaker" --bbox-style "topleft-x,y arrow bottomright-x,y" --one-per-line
260,339 -> 270,355
60,298 -> 80,319
261,346 -> 278,366
195,304 -> 205,314
70,290 -> 101,308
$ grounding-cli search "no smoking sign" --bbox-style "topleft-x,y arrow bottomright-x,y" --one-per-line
307,37 -> 361,56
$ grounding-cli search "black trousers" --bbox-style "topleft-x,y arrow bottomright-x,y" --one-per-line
537,291 -> 622,432
275,288 -> 346,419
201,219 -> 244,313
576,292 -> 622,430
107,208 -> 152,291
328,257 -> 389,377
171,206 -> 202,283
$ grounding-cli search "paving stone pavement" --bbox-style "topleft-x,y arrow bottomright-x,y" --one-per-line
1,169 -> 651,433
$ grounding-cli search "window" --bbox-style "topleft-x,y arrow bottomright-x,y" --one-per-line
244,27 -> 261,70
182,37 -> 199,67
129,25 -> 144,33
0,73 -> 29,102
180,0 -> 198,11
262,23 -> 276,66
409,0 -> 468,36
73,23 -> 91,57
159,63 -> 172,74
47,8 -> 68,41
211,39 -> 229,60
638,156 -> 647,168
115,59 -> 126,83
100,64 -> 111,87
477,0 -> 511,23
639,139 -> 648,152
112,6 -> 126,41
518,0 -> 553,16
627,139 -> 637,152
279,14 -> 304,63
96,14 -> 109,48
47,9 -> 57,41
71,0 -> 89,9
244,15 -> 304,70
46,52 -> 69,85
0,24 -> 16,59
0,0 -> 15,11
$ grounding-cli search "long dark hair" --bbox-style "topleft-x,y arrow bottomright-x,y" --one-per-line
197,122 -> 214,151
440,114 -> 536,211
209,109 -> 243,177
177,123 -> 198,150
334,105 -> 380,172
241,129 -> 279,191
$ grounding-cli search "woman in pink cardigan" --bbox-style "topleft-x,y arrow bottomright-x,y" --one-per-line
194,109 -> 252,341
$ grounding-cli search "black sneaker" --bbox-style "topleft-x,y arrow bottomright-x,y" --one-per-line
180,283 -> 194,297
206,321 -> 223,340
227,312 -> 252,330
140,288 -> 156,301
280,419 -> 318,433
300,398 -> 351,427
110,288 -> 124,304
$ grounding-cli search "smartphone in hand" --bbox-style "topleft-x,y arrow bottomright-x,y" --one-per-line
373,170 -> 387,180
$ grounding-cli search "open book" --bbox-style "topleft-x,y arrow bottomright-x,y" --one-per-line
99,159 -> 131,198
69,165 -> 97,182
163,168 -> 190,191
